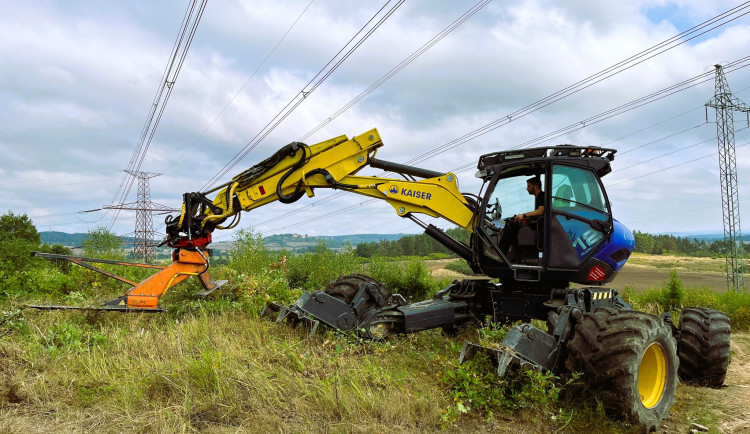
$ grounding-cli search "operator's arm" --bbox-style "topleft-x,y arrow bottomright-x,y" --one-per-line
514,205 -> 544,221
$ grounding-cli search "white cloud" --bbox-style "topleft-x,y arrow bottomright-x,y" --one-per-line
1,0 -> 749,238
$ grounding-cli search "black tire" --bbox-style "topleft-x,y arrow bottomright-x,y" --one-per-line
566,308 -> 678,432
323,274 -> 391,303
677,307 -> 730,387
324,274 -> 400,339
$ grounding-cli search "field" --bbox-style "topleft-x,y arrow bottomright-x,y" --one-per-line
1,250 -> 748,433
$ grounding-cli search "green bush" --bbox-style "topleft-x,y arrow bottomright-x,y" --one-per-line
625,269 -> 750,330
367,256 -> 438,301
426,252 -> 452,260
227,229 -> 275,275
216,267 -> 301,315
84,226 -> 124,258
285,242 -> 362,291
41,322 -> 108,354
662,269 -> 685,312
440,350 -> 566,424
0,309 -> 27,336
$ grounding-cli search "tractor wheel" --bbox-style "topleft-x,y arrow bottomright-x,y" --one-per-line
677,307 -> 730,387
323,274 -> 391,303
323,274 -> 400,339
566,308 -> 678,431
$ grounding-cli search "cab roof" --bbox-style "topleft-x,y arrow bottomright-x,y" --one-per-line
477,145 -> 616,178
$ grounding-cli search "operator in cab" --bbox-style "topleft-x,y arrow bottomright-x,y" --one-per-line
514,176 -> 544,221
498,176 -> 544,262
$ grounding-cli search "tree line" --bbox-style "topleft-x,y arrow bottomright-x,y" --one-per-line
632,231 -> 739,257
353,227 -> 741,258
354,228 -> 470,258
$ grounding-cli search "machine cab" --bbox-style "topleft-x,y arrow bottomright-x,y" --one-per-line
473,146 -> 633,286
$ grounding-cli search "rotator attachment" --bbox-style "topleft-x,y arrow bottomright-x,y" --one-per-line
459,287 -> 629,377
29,250 -> 227,311
262,274 -> 409,339
459,324 -> 559,377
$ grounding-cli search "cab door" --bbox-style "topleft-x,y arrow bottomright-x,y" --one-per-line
546,164 -> 613,269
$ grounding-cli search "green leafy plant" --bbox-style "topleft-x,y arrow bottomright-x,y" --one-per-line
662,269 -> 685,312
0,309 -> 27,336
439,351 -> 567,425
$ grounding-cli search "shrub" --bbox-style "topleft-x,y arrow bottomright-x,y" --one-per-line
84,226 -> 124,259
440,350 -> 566,424
662,269 -> 685,313
0,309 -> 27,336
367,256 -> 438,301
217,267 -> 300,315
227,229 -> 275,275
625,270 -> 750,330
41,322 -> 108,354
285,242 -> 361,291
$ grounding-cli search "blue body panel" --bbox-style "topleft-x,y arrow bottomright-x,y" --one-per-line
592,219 -> 634,271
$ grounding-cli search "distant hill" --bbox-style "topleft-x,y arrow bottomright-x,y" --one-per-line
660,231 -> 750,242
40,231 -> 408,251
40,231 -> 89,247
263,233 -> 406,249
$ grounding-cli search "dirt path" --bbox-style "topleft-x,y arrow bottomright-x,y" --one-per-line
716,333 -> 750,432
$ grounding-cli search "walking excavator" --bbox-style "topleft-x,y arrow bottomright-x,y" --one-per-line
33,128 -> 731,431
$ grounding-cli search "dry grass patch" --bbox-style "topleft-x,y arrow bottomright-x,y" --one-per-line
626,253 -> 726,274
0,309 -> 454,432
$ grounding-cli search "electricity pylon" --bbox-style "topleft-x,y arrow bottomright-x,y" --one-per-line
104,171 -> 177,263
706,64 -> 749,291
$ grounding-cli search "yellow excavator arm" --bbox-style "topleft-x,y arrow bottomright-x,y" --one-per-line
74,128 -> 479,311
166,128 -> 476,250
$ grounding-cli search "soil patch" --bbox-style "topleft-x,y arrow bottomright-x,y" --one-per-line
613,266 -> 728,293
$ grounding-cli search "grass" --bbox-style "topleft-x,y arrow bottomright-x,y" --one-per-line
1,308 -> 727,433
2,308 -> 598,433
1,241 -> 748,432
623,269 -> 750,331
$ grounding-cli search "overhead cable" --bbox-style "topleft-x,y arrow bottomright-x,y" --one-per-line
107,0 -> 208,230
201,0 -> 406,192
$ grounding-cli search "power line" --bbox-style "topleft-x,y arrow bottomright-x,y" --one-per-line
614,136 -> 716,171
183,3 -> 750,238
297,0 -> 492,142
252,65 -> 750,236
607,139 -> 750,187
245,12 -> 750,229
108,0 -> 208,230
2,176 -> 118,191
165,0 -> 316,175
201,0 -> 406,192
446,58 -> 750,175
245,59 -> 750,234
234,1 -> 492,228
402,2 -> 750,166
617,124 -> 708,156
623,196 -> 750,226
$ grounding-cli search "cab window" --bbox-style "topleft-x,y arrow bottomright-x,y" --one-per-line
485,173 -> 545,230
551,165 -> 609,220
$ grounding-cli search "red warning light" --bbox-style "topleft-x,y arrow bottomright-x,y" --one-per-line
259,185 -> 266,195
588,266 -> 606,281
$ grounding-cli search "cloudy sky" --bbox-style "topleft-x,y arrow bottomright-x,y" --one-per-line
2,0 -> 750,241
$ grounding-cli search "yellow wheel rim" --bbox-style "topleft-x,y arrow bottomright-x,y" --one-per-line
638,342 -> 667,408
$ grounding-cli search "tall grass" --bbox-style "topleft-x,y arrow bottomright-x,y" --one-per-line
2,240 -> 745,432
623,269 -> 750,330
